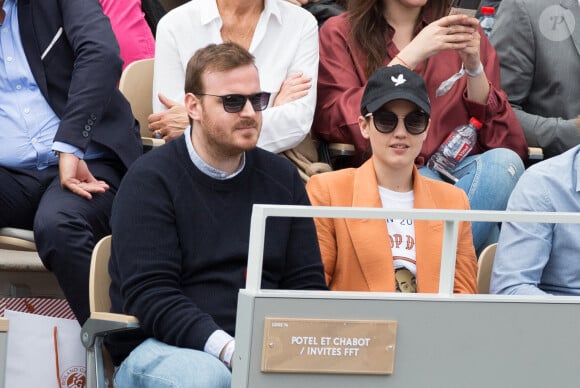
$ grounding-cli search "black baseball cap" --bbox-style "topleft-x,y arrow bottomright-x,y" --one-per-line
360,65 -> 430,115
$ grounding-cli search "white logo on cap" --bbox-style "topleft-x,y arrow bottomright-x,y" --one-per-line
391,74 -> 406,86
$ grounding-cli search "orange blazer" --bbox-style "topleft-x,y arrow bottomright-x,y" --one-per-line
306,159 -> 477,294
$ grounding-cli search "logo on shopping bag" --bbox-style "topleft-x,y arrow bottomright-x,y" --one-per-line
60,366 -> 86,388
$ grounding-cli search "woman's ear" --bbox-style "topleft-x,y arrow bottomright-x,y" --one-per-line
359,115 -> 371,139
421,118 -> 431,139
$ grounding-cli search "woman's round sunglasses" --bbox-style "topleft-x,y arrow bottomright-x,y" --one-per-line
365,110 -> 429,135
195,92 -> 271,113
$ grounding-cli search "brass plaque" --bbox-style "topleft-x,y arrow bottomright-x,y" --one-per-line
261,317 -> 397,375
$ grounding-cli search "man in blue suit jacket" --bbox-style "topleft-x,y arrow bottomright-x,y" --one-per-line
0,0 -> 142,324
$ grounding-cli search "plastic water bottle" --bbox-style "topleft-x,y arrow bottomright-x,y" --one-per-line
427,117 -> 483,183
479,6 -> 495,37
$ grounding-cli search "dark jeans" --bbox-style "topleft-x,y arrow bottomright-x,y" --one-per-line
0,159 -> 124,324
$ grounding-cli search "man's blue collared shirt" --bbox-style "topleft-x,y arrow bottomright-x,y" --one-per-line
0,0 -> 107,170
491,145 -> 580,296
0,0 -> 61,169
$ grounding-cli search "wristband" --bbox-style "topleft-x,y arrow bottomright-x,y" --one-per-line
395,55 -> 413,70
464,62 -> 484,77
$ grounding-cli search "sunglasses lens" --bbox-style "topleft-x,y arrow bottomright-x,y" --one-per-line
371,110 -> 429,134
249,92 -> 270,112
222,94 -> 247,113
404,111 -> 429,134
222,93 -> 271,113
373,111 -> 398,133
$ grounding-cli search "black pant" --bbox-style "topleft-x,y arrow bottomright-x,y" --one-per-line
0,159 -> 125,324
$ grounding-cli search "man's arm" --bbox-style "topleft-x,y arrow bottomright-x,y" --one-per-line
52,0 -> 123,150
490,0 -> 580,156
110,164 -> 223,351
490,169 -> 553,295
279,169 -> 328,290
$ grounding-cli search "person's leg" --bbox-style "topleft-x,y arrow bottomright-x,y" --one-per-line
0,166 -> 56,228
419,149 -> 524,253
451,148 -> 524,252
114,338 -> 231,388
417,165 -> 442,181
33,160 -> 124,324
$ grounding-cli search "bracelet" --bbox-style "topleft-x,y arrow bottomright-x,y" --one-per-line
395,55 -> 413,70
464,62 -> 484,77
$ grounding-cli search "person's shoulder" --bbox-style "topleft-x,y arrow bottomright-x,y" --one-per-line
158,0 -> 199,27
274,0 -> 316,19
246,149 -> 307,193
523,146 -> 580,181
271,0 -> 318,29
498,0 -> 543,13
250,148 -> 297,173
309,167 -> 356,186
306,168 -> 356,206
126,138 -> 185,177
319,11 -> 349,30
306,168 -> 357,196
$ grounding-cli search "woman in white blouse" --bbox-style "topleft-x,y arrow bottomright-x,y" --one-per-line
148,0 -> 319,154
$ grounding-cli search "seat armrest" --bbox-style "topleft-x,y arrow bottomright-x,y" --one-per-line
0,228 -> 36,251
81,313 -> 140,349
327,143 -> 355,157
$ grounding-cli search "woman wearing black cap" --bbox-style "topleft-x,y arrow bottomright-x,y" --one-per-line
312,0 -> 528,254
306,65 -> 477,294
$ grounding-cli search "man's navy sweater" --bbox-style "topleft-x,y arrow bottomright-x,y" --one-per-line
108,136 -> 327,364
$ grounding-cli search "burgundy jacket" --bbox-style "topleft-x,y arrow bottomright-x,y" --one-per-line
313,13 -> 528,166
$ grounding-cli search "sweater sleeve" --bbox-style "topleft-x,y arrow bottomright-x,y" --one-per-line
279,168 -> 328,290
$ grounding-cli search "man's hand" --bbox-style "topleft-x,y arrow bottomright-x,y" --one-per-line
273,72 -> 312,107
58,153 -> 109,200
148,93 -> 189,141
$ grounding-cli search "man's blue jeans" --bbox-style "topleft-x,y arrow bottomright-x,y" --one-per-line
419,148 -> 524,253
114,338 -> 231,388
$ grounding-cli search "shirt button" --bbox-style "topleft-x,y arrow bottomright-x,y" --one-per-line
82,131 -> 89,137
87,119 -> 94,125
16,85 -> 22,90
31,138 -> 37,144
23,107 -> 30,114
6,56 -> 13,62
90,114 -> 97,120
84,124 -> 91,131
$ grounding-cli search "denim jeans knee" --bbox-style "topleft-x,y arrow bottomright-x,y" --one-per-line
114,338 -> 231,388
419,148 -> 524,252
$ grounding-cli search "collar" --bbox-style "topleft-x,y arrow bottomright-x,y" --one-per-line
200,0 -> 281,27
185,126 -> 245,180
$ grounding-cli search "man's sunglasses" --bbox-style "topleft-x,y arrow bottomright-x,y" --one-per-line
196,92 -> 271,113
365,110 -> 429,135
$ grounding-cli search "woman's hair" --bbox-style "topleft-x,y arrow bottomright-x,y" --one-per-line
348,0 -> 450,77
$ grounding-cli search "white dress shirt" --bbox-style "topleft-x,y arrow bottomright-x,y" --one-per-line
153,0 -> 319,153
